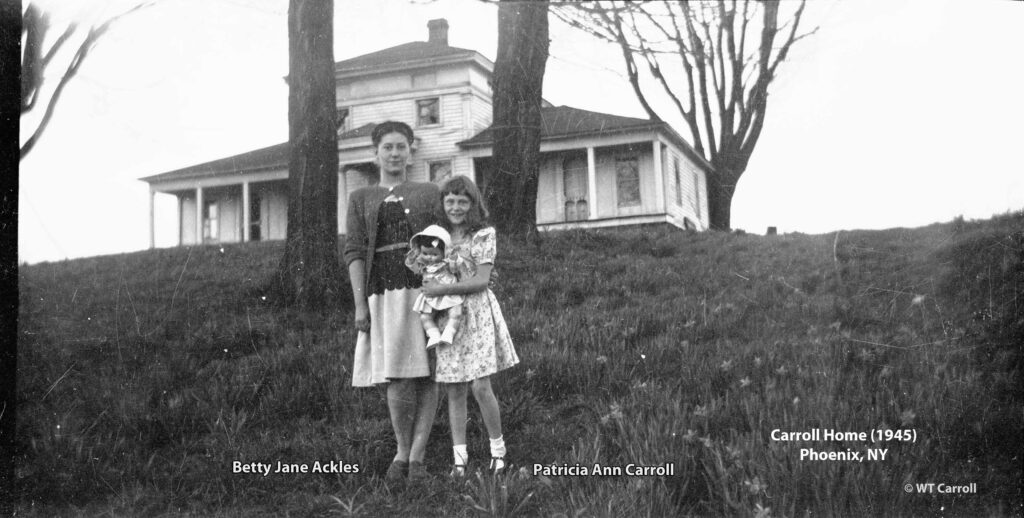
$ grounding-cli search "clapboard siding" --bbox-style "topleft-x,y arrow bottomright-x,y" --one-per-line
661,141 -> 708,230
472,93 -> 492,134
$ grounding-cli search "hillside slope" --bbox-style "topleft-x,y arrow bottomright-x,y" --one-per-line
14,213 -> 1023,516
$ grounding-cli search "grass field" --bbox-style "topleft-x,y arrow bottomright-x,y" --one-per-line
13,212 -> 1023,516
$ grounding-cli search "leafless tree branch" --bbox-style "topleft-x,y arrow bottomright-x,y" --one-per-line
558,0 -> 815,229
20,2 -> 155,160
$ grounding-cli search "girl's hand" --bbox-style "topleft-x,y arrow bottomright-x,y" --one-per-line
354,305 -> 371,333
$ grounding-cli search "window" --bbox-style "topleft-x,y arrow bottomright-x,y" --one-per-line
202,200 -> 219,242
336,107 -> 350,134
673,156 -> 682,206
249,193 -> 262,241
416,98 -> 440,126
429,160 -> 452,183
562,154 -> 588,221
615,156 -> 641,207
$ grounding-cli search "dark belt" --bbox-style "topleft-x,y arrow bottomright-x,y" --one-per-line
375,242 -> 409,253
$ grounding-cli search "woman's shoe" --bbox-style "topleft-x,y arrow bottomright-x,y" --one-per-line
449,464 -> 467,478
385,460 -> 408,484
408,460 -> 429,484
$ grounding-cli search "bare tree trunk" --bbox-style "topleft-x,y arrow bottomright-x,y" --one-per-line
706,163 -> 738,231
277,0 -> 343,310
1,1 -> 21,508
485,0 -> 549,237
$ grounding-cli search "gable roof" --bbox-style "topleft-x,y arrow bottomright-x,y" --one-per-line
335,41 -> 479,75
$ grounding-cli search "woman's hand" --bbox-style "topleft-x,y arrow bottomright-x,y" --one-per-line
354,305 -> 371,333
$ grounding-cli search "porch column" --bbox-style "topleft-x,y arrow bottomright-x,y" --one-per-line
242,181 -> 251,242
148,188 -> 155,249
586,146 -> 597,220
177,196 -> 183,246
195,186 -> 204,245
652,139 -> 666,212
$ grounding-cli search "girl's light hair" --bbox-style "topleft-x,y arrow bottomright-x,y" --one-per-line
439,175 -> 490,233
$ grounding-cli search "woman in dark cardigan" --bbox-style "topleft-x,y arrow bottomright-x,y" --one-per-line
344,121 -> 444,484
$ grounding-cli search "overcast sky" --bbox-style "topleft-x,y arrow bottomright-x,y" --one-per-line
18,0 -> 1024,264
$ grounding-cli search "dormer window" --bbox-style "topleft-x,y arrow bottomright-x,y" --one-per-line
416,98 -> 440,127
336,107 -> 350,133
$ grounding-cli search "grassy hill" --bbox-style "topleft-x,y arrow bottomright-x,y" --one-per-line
14,213 -> 1023,516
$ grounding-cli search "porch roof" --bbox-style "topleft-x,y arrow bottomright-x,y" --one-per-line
458,105 -> 713,173
458,106 -> 661,148
139,142 -> 289,184
140,123 -> 377,184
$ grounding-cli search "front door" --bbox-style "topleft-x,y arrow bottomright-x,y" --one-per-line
563,153 -> 589,222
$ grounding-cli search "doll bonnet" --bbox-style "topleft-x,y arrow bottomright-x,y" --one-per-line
409,224 -> 452,251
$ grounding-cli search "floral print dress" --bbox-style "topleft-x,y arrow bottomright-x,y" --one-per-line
434,227 -> 519,383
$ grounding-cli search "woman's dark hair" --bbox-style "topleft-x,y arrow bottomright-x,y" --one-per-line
439,175 -> 490,233
371,121 -> 414,148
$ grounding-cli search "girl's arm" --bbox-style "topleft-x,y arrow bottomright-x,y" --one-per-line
422,263 -> 492,297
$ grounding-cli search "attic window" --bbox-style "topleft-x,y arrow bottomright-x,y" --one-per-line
416,98 -> 440,127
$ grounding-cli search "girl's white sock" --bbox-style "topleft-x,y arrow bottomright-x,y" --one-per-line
489,435 -> 506,459
453,444 -> 468,467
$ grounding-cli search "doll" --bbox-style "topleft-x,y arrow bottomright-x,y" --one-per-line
405,225 -> 475,348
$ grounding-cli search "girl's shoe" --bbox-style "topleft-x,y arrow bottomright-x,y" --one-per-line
489,457 -> 506,474
385,460 -> 408,483
449,464 -> 467,478
408,461 -> 429,484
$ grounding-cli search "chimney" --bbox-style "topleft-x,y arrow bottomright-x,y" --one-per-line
428,18 -> 449,45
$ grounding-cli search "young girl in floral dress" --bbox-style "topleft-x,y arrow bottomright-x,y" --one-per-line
419,175 -> 519,476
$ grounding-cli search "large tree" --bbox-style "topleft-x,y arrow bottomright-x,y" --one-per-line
20,2 -> 152,160
1,2 -> 20,509
484,0 -> 549,237
276,0 -> 343,310
554,1 -> 813,230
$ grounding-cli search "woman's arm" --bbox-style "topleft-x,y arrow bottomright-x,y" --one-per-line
348,259 -> 370,332
422,263 -> 492,297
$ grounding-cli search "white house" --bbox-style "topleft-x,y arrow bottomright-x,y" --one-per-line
140,19 -> 712,247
